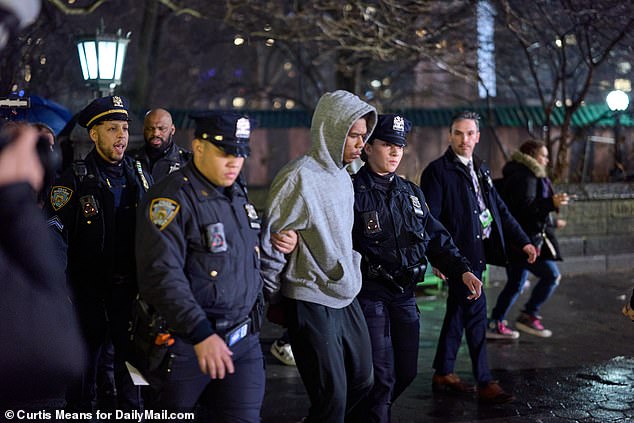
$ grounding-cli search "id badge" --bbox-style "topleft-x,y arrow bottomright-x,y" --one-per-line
479,208 -> 493,229
225,318 -> 250,347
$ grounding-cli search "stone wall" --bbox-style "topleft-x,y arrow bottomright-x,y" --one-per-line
489,182 -> 634,280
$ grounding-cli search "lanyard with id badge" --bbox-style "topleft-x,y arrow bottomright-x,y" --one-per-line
479,208 -> 493,236
469,162 -> 493,237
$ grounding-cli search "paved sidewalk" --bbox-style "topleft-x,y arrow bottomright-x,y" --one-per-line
261,271 -> 634,422
3,272 -> 631,422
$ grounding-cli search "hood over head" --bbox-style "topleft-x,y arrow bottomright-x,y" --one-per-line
309,90 -> 377,170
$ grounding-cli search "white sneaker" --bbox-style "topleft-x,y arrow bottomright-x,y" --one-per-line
270,340 -> 296,366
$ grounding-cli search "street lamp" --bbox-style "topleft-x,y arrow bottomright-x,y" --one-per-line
606,89 -> 630,180
76,29 -> 130,97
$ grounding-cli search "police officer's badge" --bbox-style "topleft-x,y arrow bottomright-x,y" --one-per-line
150,198 -> 180,231
244,203 -> 260,229
50,186 -> 73,211
168,163 -> 181,174
409,195 -> 425,217
235,117 -> 251,139
112,96 -> 124,107
393,116 -> 405,132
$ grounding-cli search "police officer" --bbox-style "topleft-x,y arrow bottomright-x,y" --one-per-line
352,114 -> 479,422
129,108 -> 191,183
135,112 -> 266,420
45,95 -> 150,411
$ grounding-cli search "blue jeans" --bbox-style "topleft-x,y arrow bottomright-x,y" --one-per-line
491,259 -> 561,321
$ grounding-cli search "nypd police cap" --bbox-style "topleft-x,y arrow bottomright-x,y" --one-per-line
368,114 -> 412,147
191,111 -> 255,158
77,95 -> 130,129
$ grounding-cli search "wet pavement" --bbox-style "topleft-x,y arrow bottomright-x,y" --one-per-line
3,271 -> 632,422
261,270 -> 634,422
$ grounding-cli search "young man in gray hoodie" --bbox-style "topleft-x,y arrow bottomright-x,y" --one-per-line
261,90 -> 377,422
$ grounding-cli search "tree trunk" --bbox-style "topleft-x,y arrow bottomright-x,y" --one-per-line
553,111 -> 573,182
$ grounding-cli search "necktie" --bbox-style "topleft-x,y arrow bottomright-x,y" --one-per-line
468,161 -> 491,238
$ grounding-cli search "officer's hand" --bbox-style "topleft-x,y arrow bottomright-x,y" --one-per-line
523,244 -> 538,264
556,218 -> 567,229
432,267 -> 447,281
193,334 -> 234,379
0,125 -> 44,191
462,272 -> 483,300
271,230 -> 298,254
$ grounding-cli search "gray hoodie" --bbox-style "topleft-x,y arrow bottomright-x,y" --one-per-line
261,90 -> 377,308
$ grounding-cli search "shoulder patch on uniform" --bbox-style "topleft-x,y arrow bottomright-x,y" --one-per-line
150,198 -> 180,231
50,186 -> 73,211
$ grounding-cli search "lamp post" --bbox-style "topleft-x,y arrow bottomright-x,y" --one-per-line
76,28 -> 130,97
606,89 -> 630,180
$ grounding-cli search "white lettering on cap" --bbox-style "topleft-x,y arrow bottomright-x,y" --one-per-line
393,116 -> 405,132
235,117 -> 251,139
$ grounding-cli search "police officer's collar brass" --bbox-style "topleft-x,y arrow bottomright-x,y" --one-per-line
150,198 -> 180,231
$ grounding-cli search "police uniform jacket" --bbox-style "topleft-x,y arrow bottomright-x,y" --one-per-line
353,164 -> 472,287
419,147 -> 530,271
46,149 -> 151,294
136,162 -> 263,345
130,142 -> 191,184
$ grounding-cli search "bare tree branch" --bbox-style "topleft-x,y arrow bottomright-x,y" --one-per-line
46,0 -> 109,15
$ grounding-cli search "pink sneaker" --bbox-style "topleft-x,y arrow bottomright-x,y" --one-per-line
486,320 -> 520,340
516,313 -> 552,337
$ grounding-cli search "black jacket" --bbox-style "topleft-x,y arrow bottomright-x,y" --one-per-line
1,183 -> 84,404
136,162 -> 263,345
496,151 -> 562,261
45,149 -> 151,295
353,164 -> 471,290
130,142 -> 191,184
420,147 -> 530,270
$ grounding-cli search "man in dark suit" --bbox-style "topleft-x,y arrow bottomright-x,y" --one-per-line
419,111 -> 537,404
